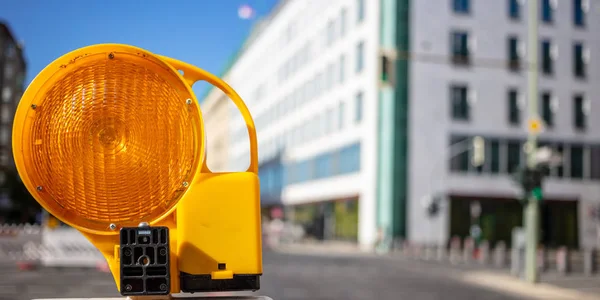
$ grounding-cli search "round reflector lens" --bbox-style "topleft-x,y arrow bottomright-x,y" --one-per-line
15,46 -> 203,233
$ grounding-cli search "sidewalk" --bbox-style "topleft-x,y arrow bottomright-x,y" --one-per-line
271,242 -> 600,300
460,271 -> 600,300
270,240 -> 370,256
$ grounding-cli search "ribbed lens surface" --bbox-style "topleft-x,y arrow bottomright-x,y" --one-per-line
23,53 -> 201,232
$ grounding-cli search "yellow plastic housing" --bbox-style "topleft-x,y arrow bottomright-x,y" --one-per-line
12,44 -> 262,294
161,57 -> 262,282
13,44 -> 204,234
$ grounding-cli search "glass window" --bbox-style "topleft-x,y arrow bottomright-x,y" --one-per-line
356,41 -> 364,73
4,64 -> 15,79
554,144 -> 564,177
339,143 -> 361,174
541,92 -> 553,128
451,31 -> 470,65
340,8 -> 347,37
315,154 -> 332,179
0,105 -> 10,124
285,164 -> 296,185
354,91 -> 363,123
451,85 -> 469,120
381,55 -> 394,83
297,160 -> 313,183
573,42 -> 586,78
16,72 -> 25,89
450,135 -> 469,172
541,40 -> 553,75
338,101 -> 345,130
357,0 -> 365,23
453,0 -> 470,14
507,140 -> 522,174
0,128 -> 9,146
490,140 -> 500,173
508,89 -> 520,125
1,87 -> 12,103
325,108 -> 334,134
339,54 -> 345,84
574,0 -> 586,27
570,145 -> 584,179
573,94 -> 586,130
327,20 -> 335,46
591,145 -> 600,180
508,0 -> 521,19
274,165 -> 283,190
5,43 -> 16,59
541,0 -> 553,23
507,36 -> 520,70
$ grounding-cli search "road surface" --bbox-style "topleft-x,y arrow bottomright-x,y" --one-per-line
0,249 -> 522,300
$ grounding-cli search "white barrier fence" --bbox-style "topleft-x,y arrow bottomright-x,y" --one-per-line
393,237 -> 600,276
0,224 -> 106,268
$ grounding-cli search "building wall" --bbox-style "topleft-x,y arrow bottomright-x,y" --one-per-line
0,23 -> 27,212
200,84 -> 231,173
408,0 -> 600,247
203,0 -> 599,249
0,23 -> 26,169
221,0 -> 381,248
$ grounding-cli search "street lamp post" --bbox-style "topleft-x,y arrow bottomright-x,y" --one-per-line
524,0 -> 540,284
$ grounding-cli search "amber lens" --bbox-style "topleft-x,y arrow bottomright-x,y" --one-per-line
21,51 -> 202,232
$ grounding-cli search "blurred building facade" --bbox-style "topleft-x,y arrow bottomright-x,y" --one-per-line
204,0 -> 600,250
200,78 -> 232,173
0,23 -> 25,170
411,0 -> 599,250
0,22 -> 33,222
219,0 -> 372,246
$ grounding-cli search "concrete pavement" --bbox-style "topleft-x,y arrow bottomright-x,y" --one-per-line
0,249 -> 526,300
271,243 -> 600,300
260,249 -> 520,300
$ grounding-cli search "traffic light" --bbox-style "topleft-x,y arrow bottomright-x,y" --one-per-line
12,44 -> 262,296
512,166 -> 544,202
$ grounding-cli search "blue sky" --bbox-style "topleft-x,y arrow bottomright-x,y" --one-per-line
0,0 -> 278,99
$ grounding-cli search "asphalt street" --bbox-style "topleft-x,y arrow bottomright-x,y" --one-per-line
0,249 -> 523,300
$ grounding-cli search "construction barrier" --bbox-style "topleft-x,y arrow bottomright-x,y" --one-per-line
0,223 -> 107,270
394,238 -> 600,276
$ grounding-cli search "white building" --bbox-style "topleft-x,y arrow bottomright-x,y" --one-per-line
200,75 -> 233,173
205,0 -> 600,251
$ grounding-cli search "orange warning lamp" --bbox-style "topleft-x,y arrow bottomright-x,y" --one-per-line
12,44 -> 262,296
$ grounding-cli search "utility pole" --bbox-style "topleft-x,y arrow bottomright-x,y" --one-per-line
524,0 -> 540,284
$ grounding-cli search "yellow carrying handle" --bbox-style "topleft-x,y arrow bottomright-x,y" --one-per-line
159,56 -> 258,175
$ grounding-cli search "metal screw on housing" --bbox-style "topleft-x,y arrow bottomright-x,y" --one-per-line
182,181 -> 189,187
109,223 -> 117,230
31,104 -> 37,110
185,99 -> 192,105
138,222 -> 149,228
